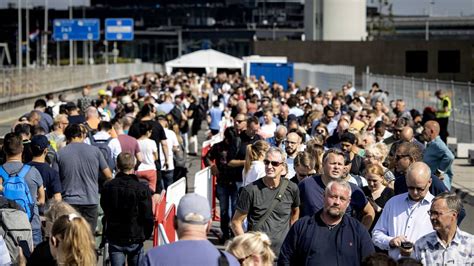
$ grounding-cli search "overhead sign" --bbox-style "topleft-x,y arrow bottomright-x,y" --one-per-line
53,19 -> 100,41
105,18 -> 134,41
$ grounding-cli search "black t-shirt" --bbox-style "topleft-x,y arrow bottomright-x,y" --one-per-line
68,114 -> 86,125
27,161 -> 62,200
27,240 -> 55,266
207,141 -> 240,184
309,214 -> 341,266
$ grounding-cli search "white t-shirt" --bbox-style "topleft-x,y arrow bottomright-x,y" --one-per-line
242,161 -> 266,186
137,138 -> 157,171
159,128 -> 179,170
260,122 -> 276,138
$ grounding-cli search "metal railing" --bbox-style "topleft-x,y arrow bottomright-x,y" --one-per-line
0,63 -> 161,104
363,73 -> 474,143
294,63 -> 355,91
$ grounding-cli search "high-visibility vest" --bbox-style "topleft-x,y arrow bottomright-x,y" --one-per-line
436,96 -> 451,118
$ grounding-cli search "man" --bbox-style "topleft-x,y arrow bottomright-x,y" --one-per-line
393,142 -> 447,196
279,104 -> 290,126
65,102 -> 86,125
28,135 -> 62,202
53,124 -> 113,231
157,116 -> 179,189
90,121 -> 122,164
388,126 -> 424,159
266,125 -> 287,149
32,99 -> 54,133
77,86 -> 94,115
394,99 -> 412,121
414,192 -> 473,264
326,118 -> 350,148
285,131 -> 303,179
434,90 -> 451,143
372,162 -> 434,260
112,117 -> 143,163
46,114 -> 68,151
157,92 -> 175,114
101,153 -> 154,266
279,180 -> 375,265
422,120 -> 454,189
339,132 -> 365,176
298,148 -> 374,230
143,193 -> 239,265
0,133 -> 45,246
231,147 -> 300,257
204,127 -> 241,243
233,113 -> 247,135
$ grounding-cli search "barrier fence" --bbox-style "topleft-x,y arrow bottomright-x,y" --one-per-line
363,73 -> 474,144
294,63 -> 355,91
0,63 -> 161,104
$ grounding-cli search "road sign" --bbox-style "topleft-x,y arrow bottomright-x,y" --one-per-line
53,19 -> 100,41
105,18 -> 134,41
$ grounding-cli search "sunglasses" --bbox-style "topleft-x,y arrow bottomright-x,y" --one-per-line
235,120 -> 246,124
264,160 -> 283,167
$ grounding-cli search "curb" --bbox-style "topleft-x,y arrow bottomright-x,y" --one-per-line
452,185 -> 474,206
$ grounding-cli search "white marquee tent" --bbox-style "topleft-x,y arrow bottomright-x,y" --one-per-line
165,49 -> 244,75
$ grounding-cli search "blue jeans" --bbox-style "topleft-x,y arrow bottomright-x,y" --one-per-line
216,183 -> 238,240
32,228 -> 42,247
109,243 -> 143,266
161,170 -> 175,191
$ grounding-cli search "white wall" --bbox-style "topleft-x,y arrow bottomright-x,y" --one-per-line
323,0 -> 367,41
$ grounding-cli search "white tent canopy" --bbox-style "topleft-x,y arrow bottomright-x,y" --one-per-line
165,49 -> 243,75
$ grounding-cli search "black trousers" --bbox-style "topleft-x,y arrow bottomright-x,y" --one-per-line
70,204 -> 98,234
437,117 -> 449,143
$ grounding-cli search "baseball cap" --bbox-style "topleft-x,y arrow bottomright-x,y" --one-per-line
176,193 -> 211,225
31,135 -> 49,150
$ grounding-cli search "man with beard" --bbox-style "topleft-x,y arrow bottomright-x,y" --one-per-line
278,179 -> 375,265
298,149 -> 375,230
284,130 -> 303,180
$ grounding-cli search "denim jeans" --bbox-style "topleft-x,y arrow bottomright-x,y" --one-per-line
109,242 -> 143,266
216,183 -> 238,240
161,170 -> 175,191
32,228 -> 42,247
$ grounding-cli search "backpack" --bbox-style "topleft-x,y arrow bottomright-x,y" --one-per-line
196,103 -> 207,121
0,165 -> 35,221
0,208 -> 33,263
88,133 -> 116,171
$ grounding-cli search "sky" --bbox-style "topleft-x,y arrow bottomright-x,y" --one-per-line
1,0 -> 474,16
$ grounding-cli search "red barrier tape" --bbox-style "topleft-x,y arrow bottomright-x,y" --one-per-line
153,192 -> 167,246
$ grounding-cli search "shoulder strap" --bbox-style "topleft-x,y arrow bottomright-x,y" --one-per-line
17,165 -> 31,179
254,178 -> 289,230
0,166 -> 9,180
217,250 -> 229,266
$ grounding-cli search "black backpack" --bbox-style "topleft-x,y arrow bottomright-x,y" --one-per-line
88,132 -> 116,171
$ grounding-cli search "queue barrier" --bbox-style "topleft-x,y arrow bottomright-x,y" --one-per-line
153,191 -> 167,246
163,204 -> 177,243
200,133 -> 223,222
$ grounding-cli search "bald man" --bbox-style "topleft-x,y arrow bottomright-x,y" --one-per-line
389,126 -> 425,159
422,121 -> 454,189
372,162 -> 435,260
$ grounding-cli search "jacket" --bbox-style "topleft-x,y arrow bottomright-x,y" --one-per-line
278,210 -> 375,266
100,172 -> 154,245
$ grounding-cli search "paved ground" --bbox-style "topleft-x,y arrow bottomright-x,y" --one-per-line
451,159 -> 474,234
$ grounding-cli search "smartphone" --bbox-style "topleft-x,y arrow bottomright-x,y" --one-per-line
401,241 -> 413,249
17,238 -> 31,259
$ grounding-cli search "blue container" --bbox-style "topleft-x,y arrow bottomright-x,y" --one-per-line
249,62 -> 294,90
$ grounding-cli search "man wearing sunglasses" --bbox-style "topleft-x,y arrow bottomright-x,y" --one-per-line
372,162 -> 434,260
231,147 -> 300,258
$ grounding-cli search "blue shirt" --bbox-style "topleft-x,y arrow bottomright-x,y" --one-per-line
298,175 -> 368,218
372,192 -> 434,260
27,161 -> 62,200
278,210 -> 375,266
208,107 -> 223,130
423,136 -> 454,189
141,240 -> 239,266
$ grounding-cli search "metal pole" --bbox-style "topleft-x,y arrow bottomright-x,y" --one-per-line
450,80 -> 456,139
178,29 -> 182,57
113,41 -> 117,64
422,78 -> 426,108
82,6 -> 87,65
468,82 -> 473,143
412,77 -> 416,110
69,0 -> 73,66
18,0 -> 22,70
56,41 -> 59,66
43,0 -> 48,67
26,1 -> 30,67
105,40 -> 109,73
89,40 -> 93,64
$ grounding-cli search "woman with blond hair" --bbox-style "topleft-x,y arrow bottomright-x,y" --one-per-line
364,142 -> 395,188
226,232 -> 275,266
364,163 -> 394,232
242,140 -> 270,186
49,214 -> 97,266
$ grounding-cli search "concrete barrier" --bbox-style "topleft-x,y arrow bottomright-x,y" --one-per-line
449,143 -> 474,158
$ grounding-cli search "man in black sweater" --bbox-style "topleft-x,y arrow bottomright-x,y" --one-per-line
101,152 -> 154,266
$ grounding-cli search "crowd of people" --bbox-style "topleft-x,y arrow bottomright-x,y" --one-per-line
0,70 -> 471,265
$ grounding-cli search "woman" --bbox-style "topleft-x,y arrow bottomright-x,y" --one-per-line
27,201 -> 80,266
291,151 -> 316,184
242,140 -> 270,186
364,164 -> 394,232
226,232 -> 275,266
364,142 -> 395,188
49,214 -> 96,266
136,122 -> 158,192
305,137 -> 325,174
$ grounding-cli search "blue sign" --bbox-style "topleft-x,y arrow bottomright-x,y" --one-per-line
53,19 -> 100,41
105,18 -> 134,41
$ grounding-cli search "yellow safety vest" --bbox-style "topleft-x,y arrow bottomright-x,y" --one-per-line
436,96 -> 451,118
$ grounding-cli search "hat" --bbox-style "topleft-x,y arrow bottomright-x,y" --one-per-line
176,193 -> 211,225
98,89 -> 107,96
31,135 -> 49,150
